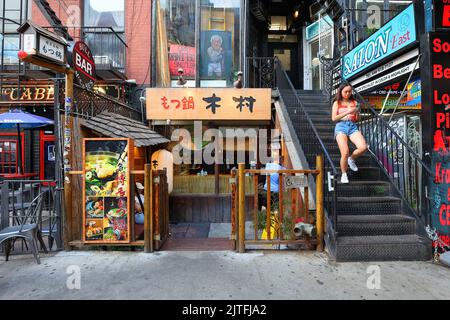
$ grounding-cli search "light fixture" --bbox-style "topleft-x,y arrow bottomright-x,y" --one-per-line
294,10 -> 299,19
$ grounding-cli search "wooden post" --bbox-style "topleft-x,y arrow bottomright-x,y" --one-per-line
63,71 -> 74,249
279,173 -> 283,240
253,174 -> 258,240
304,186 -> 309,221
231,169 -> 236,249
215,164 -> 220,194
316,155 -> 324,252
154,171 -> 160,239
266,174 -> 271,240
144,164 -> 153,253
238,163 -> 245,253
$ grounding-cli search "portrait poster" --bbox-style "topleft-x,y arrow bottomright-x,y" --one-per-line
200,30 -> 232,80
83,138 -> 133,243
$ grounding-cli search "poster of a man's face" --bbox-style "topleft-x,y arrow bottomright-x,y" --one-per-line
200,30 -> 232,80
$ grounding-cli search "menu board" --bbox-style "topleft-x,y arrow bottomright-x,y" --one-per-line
83,138 -> 133,243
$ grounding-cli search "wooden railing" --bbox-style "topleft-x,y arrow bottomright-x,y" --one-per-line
233,155 -> 324,253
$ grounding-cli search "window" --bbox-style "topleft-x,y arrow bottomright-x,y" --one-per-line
200,0 -> 241,87
0,34 -> 19,65
156,0 -> 196,87
388,1 -> 413,20
84,0 -> 126,72
0,0 -> 30,66
154,0 -> 242,88
0,139 -> 18,174
84,0 -> 125,31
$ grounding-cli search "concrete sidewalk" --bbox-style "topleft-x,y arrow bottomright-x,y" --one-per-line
0,250 -> 449,300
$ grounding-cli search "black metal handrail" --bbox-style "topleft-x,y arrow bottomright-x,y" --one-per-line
352,87 -> 432,226
273,58 -> 339,234
43,26 -> 127,72
245,57 -> 276,89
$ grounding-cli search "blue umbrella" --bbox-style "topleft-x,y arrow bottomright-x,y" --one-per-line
0,109 -> 54,174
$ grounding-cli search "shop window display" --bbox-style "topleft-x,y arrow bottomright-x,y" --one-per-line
156,0 -> 196,87
200,0 -> 240,87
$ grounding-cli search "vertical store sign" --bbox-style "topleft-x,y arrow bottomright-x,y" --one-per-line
433,0 -> 450,29
83,139 -> 132,243
430,32 -> 450,246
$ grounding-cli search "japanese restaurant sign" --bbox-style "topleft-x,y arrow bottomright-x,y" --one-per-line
146,88 -> 271,120
83,138 -> 133,244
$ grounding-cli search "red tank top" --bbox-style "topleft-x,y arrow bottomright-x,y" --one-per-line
337,100 -> 357,122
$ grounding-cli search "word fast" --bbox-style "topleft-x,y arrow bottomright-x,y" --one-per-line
75,52 -> 93,77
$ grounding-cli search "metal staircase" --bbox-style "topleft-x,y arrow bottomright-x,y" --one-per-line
32,0 -> 73,40
290,90 -> 431,261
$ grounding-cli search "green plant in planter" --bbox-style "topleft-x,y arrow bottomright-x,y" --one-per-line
256,206 -> 295,240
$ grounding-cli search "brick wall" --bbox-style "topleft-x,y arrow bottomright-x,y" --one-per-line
31,0 -> 83,39
30,0 -> 151,85
125,0 -> 152,86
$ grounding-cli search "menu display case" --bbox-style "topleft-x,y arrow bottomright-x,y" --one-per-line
82,138 -> 133,243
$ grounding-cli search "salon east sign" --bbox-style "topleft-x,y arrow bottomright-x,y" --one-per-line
146,88 -> 271,121
342,4 -> 417,80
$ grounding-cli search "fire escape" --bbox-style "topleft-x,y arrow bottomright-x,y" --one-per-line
0,0 -> 138,120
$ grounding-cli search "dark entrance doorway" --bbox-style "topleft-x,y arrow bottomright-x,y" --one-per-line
268,42 -> 300,88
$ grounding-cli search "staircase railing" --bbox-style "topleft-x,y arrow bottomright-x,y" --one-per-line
353,87 -> 432,227
273,58 -> 339,237
245,57 -> 276,89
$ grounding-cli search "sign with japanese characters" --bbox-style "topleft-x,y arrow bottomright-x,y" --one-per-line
38,35 -> 65,63
146,88 -> 271,120
83,138 -> 133,244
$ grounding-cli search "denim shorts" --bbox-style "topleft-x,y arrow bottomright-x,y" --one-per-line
334,120 -> 359,139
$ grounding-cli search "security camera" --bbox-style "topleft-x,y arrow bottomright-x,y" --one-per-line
166,119 -> 171,125
139,96 -> 146,103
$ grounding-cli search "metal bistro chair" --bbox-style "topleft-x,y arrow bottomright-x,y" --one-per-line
0,192 -> 48,264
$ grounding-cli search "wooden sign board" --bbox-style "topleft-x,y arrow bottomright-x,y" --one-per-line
82,138 -> 133,244
284,175 -> 308,189
146,88 -> 271,120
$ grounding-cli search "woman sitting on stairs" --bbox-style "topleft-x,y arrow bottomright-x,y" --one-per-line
331,84 -> 368,184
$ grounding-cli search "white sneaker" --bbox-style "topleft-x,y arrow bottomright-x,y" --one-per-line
341,173 -> 349,184
348,157 -> 358,172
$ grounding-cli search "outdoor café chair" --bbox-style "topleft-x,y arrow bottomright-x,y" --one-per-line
0,191 -> 48,264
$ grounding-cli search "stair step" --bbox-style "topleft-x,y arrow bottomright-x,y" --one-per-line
336,196 -> 402,215
336,181 -> 391,197
337,214 -> 416,236
340,167 -> 381,181
336,234 -> 432,262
